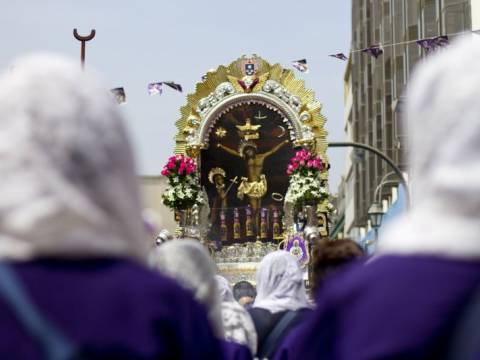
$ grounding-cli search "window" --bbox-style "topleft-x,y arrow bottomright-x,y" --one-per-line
442,0 -> 471,34
394,51 -> 406,98
407,43 -> 420,77
422,0 -> 440,37
393,0 -> 406,43
407,0 -> 420,38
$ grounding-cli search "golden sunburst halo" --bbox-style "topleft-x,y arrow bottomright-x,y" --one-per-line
174,55 -> 327,160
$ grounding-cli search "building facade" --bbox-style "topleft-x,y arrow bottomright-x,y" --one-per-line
342,0 -> 476,240
140,176 -> 178,234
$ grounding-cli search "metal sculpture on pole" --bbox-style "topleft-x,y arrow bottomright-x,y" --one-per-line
73,29 -> 96,69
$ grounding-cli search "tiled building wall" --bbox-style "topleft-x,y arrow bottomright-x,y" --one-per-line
349,0 -> 471,227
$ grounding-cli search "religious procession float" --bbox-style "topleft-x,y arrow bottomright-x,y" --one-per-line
161,55 -> 331,283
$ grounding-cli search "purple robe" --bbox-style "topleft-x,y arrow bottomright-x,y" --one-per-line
274,255 -> 480,359
0,258 -> 222,359
219,340 -> 252,360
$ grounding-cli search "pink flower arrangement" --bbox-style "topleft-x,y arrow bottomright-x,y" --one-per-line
161,154 -> 200,210
286,149 -> 325,176
161,154 -> 197,177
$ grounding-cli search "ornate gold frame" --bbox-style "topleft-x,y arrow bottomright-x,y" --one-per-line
173,55 -> 330,211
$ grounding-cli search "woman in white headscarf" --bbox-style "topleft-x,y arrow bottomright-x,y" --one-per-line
0,54 -> 222,359
152,239 -> 253,360
151,239 -> 224,336
273,36 -> 480,360
215,275 -> 258,355
249,251 -> 311,359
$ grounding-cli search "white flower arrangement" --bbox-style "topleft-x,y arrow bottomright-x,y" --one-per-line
161,155 -> 201,210
285,149 -> 329,206
285,173 -> 328,205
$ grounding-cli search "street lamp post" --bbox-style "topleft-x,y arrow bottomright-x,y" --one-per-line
328,141 -> 410,209
367,202 -> 384,248
327,141 -> 400,250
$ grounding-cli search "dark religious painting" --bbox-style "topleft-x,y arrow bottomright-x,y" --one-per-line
201,103 -> 295,245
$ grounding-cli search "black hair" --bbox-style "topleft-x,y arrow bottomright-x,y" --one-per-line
232,281 -> 256,301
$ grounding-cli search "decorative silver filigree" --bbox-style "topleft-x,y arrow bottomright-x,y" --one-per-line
213,242 -> 279,264
301,125 -> 314,140
197,82 -> 236,118
188,116 -> 201,127
262,80 -> 302,113
299,111 -> 311,123
263,80 -> 281,92
186,134 -> 199,144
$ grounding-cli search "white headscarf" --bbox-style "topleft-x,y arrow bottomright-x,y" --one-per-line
151,239 -> 224,337
253,250 -> 309,313
215,275 -> 235,302
380,36 -> 480,259
215,275 -> 258,355
0,54 -> 147,261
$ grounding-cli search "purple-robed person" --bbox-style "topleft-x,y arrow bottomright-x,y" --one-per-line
151,239 -> 253,360
249,251 -> 312,359
275,36 -> 480,360
0,55 -> 222,359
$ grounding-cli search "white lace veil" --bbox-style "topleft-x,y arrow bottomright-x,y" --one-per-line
380,36 -> 480,259
0,54 -> 147,261
151,239 -> 224,337
253,250 -> 309,313
215,275 -> 258,355
215,275 -> 235,302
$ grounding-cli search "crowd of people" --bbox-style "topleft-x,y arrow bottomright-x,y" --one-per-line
0,36 -> 479,359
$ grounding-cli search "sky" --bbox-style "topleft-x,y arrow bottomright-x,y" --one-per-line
0,0 -> 351,190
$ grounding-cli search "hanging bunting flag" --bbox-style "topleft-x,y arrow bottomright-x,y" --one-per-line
417,35 -> 449,53
147,82 -> 163,95
362,45 -> 383,58
162,81 -> 183,92
416,38 -> 437,52
110,87 -> 126,105
434,35 -> 449,47
147,81 -> 183,96
292,59 -> 309,73
329,53 -> 349,61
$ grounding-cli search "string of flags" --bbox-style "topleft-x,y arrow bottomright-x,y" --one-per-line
416,35 -> 449,54
110,81 -> 183,104
109,31 -> 470,104
290,34 -> 454,74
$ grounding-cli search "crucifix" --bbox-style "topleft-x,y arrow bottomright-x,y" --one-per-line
73,28 -> 96,69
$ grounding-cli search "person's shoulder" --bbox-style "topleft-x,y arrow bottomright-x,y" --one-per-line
219,340 -> 253,360
315,254 -> 480,310
315,255 -> 416,298
296,307 -> 313,316
248,307 -> 271,318
222,300 -> 247,313
107,259 -> 198,303
330,254 -> 480,289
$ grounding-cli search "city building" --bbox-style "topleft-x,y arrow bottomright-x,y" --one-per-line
140,176 -> 178,234
340,0 -> 476,242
